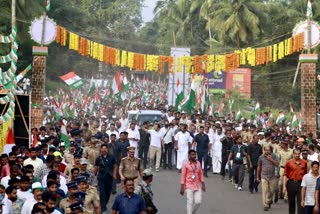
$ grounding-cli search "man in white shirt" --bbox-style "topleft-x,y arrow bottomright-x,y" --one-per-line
301,161 -> 319,213
212,127 -> 225,174
23,148 -> 43,171
1,165 -> 20,188
17,176 -> 33,202
162,123 -> 174,169
127,123 -> 140,157
119,113 -> 129,131
42,192 -> 62,214
175,124 -> 193,171
21,182 -> 44,214
308,144 -> 318,162
145,123 -> 164,172
106,123 -> 120,139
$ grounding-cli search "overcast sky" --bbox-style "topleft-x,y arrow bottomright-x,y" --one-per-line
142,0 -> 157,23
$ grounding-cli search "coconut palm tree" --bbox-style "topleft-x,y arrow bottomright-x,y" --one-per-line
206,0 -> 269,48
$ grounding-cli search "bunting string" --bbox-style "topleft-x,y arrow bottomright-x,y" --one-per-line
55,24 -> 304,73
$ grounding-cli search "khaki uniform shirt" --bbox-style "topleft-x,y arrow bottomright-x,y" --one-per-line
83,146 -> 100,165
59,197 -> 78,214
64,164 -> 81,181
246,132 -> 255,145
63,152 -> 74,165
119,157 -> 143,179
84,186 -> 100,214
271,144 -> 282,155
279,148 -> 293,167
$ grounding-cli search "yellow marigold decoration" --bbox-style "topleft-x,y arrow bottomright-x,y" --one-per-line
278,41 -> 285,60
215,55 -> 225,71
127,52 -> 134,70
273,44 -> 278,62
207,55 -> 215,72
146,55 -> 159,72
121,51 -> 128,68
69,32 -> 79,51
246,48 -> 256,66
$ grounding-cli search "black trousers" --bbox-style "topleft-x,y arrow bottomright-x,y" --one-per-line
286,180 -> 303,214
197,151 -> 208,174
248,166 -> 259,191
163,143 -> 173,168
139,146 -> 149,168
220,154 -> 232,178
98,176 -> 113,212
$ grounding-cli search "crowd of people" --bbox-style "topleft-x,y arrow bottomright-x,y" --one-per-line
1,98 -> 320,214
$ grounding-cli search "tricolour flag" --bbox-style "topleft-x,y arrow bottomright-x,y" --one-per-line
53,101 -> 62,120
112,71 -> 122,95
217,100 -> 224,115
175,78 -> 184,110
235,109 -> 241,121
291,113 -> 300,130
253,101 -> 260,118
289,103 -> 294,116
180,77 -> 196,114
122,73 -> 129,92
59,71 -> 84,89
307,0 -> 313,17
46,0 -> 51,12
276,112 -> 285,125
267,112 -> 273,128
61,120 -> 70,149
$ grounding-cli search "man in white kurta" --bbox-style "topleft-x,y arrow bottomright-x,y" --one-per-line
175,124 -> 193,170
212,127 -> 225,174
127,123 -> 140,157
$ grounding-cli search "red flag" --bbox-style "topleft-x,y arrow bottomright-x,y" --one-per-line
32,129 -> 38,148
6,129 -> 15,145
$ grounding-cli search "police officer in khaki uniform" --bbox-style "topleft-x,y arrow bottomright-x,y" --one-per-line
76,176 -> 101,214
278,140 -> 293,201
63,143 -> 77,164
59,182 -> 80,214
83,137 -> 101,165
119,146 -> 144,189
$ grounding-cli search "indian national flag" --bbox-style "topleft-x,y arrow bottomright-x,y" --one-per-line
122,73 -> 129,92
53,101 -> 62,120
180,77 -> 196,114
175,78 -> 184,110
218,100 -> 224,115
307,0 -> 312,17
267,112 -> 273,128
229,99 -> 234,112
61,120 -> 70,149
253,101 -> 260,118
112,71 -> 122,95
208,103 -> 213,116
46,0 -> 51,11
276,112 -> 285,125
291,113 -> 300,130
60,72 -> 84,89
235,109 -> 241,121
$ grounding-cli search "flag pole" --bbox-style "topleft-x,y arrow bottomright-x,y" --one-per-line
307,17 -> 311,53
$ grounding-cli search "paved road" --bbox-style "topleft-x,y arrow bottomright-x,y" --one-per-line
107,170 -> 288,214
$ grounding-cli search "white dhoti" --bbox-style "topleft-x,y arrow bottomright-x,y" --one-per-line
177,149 -> 188,170
211,154 -> 221,173
212,137 -> 223,173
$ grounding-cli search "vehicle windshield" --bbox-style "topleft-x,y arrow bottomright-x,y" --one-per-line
136,114 -> 162,125
128,113 -> 137,122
